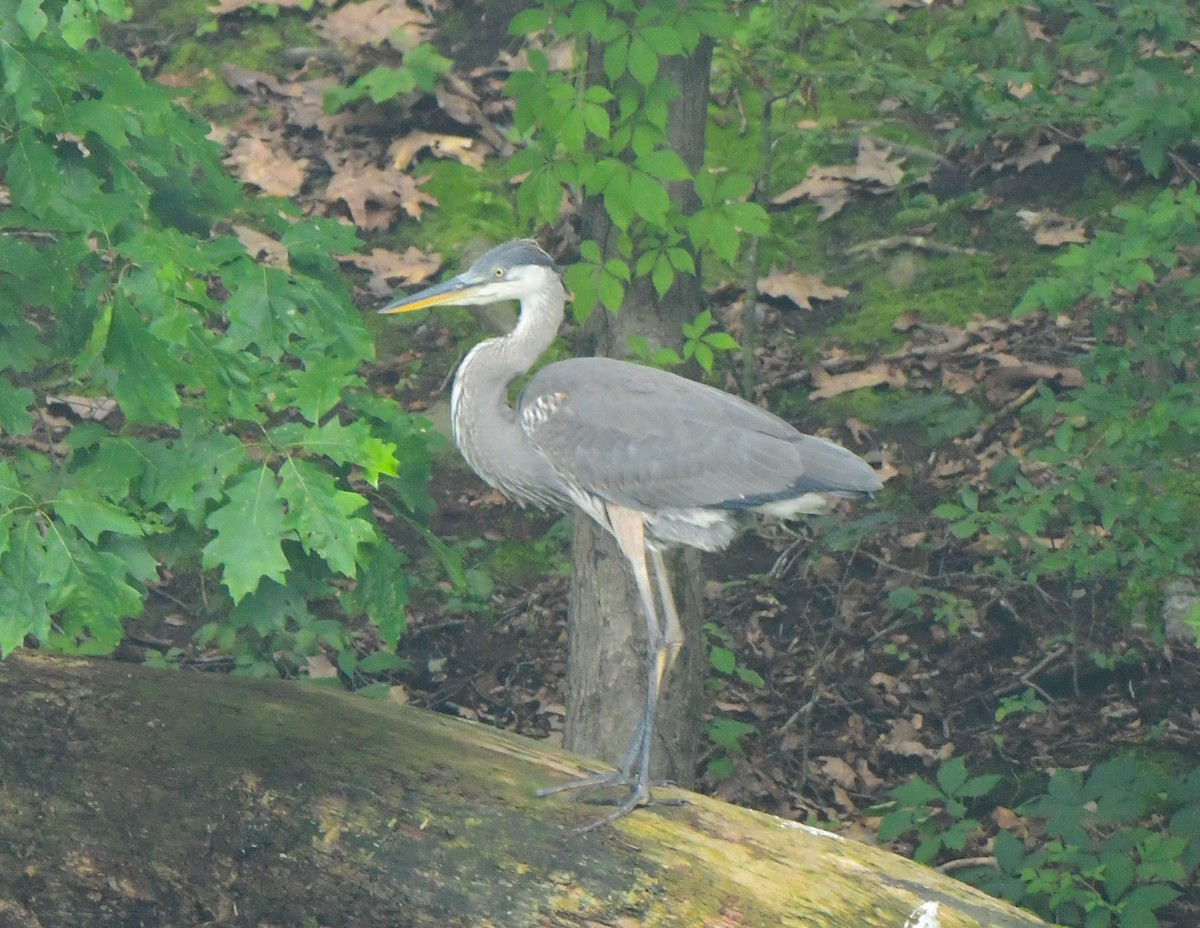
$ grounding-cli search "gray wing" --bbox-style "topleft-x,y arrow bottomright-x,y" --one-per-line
518,357 -> 880,513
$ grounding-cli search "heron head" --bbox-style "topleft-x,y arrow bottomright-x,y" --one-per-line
379,239 -> 558,314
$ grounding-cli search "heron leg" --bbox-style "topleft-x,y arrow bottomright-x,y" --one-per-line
648,546 -> 684,673
536,505 -> 671,831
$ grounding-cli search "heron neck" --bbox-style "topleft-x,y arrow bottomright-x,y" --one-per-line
450,277 -> 566,491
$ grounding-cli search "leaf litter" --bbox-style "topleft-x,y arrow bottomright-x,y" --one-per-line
118,5 -> 1200,921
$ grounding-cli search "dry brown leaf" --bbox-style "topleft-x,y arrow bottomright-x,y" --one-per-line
220,63 -> 289,97
285,78 -> 343,132
852,137 -> 906,189
872,452 -> 901,486
306,654 -> 338,678
233,225 -> 290,269
869,671 -> 900,694
818,756 -> 858,790
1064,68 -> 1102,86
1036,222 -> 1088,247
387,684 -> 410,705
758,267 -> 849,309
225,135 -> 309,197
45,394 -> 118,422
884,717 -> 937,759
316,0 -> 429,49
772,170 -> 850,219
1016,209 -> 1089,247
771,138 -> 904,219
809,362 -> 906,400
322,156 -> 438,229
845,417 -> 874,445
342,246 -> 443,297
1014,142 -> 1060,171
941,368 -> 976,394
390,130 -> 488,171
856,759 -> 885,792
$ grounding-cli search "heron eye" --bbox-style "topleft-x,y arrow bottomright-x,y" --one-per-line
493,268 -> 505,278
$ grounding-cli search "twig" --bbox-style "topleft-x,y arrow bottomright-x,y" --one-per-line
936,855 -> 997,874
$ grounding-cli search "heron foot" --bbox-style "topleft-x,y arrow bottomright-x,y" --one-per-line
537,771 -> 688,834
567,782 -> 651,835
535,768 -> 633,797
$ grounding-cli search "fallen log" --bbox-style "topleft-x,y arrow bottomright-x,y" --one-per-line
0,654 -> 1050,927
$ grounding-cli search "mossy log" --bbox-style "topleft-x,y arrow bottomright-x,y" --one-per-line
0,654 -> 1051,928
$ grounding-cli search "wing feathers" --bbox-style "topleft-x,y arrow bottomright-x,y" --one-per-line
519,357 -> 879,513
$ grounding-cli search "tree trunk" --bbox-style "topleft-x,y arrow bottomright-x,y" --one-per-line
566,41 -> 714,785
0,653 -> 1053,928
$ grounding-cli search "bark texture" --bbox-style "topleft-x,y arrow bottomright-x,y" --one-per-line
0,653 -> 1053,928
566,41 -> 714,784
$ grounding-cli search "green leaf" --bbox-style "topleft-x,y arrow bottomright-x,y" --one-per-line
704,332 -> 739,351
203,467 -> 292,603
138,426 -> 249,521
892,775 -> 941,806
569,0 -> 606,35
286,356 -> 360,424
596,273 -> 625,314
602,34 -> 629,82
341,542 -> 409,648
42,532 -> 143,653
54,489 -> 143,544
0,380 -> 34,435
279,419 -> 398,487
627,34 -> 658,86
709,645 -> 736,674
582,102 -> 610,140
937,757 -> 968,795
507,7 -> 549,34
641,25 -> 684,56
877,809 -> 917,841
637,149 -> 691,182
650,254 -> 674,296
707,718 -> 756,753
279,458 -> 376,578
629,169 -> 669,225
103,295 -> 185,425
16,0 -> 49,40
1119,883 -> 1180,916
0,516 -> 52,655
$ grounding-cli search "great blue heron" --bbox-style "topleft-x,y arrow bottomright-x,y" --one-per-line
381,239 -> 881,831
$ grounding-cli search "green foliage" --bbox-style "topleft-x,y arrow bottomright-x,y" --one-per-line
961,757 -> 1200,928
702,619 -> 762,779
876,757 -> 1001,864
886,584 -> 978,635
934,186 -> 1200,626
0,0 -> 435,662
882,0 -> 1199,178
324,45 -> 453,112
878,756 -> 1199,928
704,620 -> 765,689
704,717 -> 757,780
506,0 -> 765,316
627,309 -> 739,375
995,688 -> 1048,724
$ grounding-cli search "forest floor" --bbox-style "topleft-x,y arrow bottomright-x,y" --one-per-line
113,1 -> 1200,924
